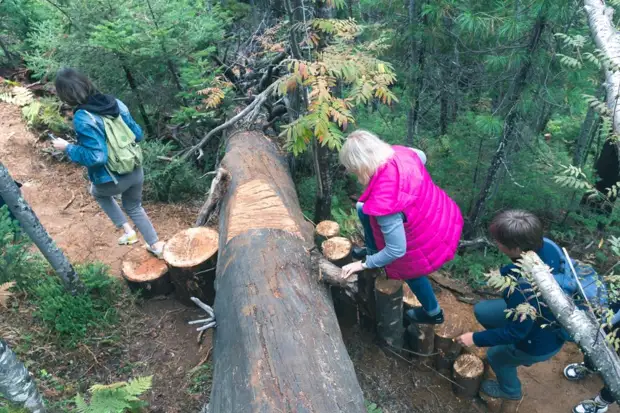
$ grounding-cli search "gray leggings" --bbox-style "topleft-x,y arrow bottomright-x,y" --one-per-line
90,167 -> 158,246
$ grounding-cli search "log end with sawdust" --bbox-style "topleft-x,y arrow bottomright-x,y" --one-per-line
163,227 -> 218,306
452,353 -> 484,398
315,220 -> 340,246
121,247 -> 172,297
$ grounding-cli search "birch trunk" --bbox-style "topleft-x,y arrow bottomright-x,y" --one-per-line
0,162 -> 84,294
521,252 -> 620,401
0,340 -> 47,413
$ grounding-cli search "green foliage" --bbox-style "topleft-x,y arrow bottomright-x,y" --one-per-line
0,208 -> 121,345
444,249 -> 509,288
365,400 -> 383,413
141,140 -> 210,202
187,364 -> 213,395
74,376 -> 152,413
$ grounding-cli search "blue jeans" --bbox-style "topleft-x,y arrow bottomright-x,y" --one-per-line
474,299 -> 561,397
357,202 -> 440,315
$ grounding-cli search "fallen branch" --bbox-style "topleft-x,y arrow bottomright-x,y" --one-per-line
522,251 -> 620,401
180,83 -> 277,161
311,251 -> 358,295
62,190 -> 76,210
194,168 -> 231,227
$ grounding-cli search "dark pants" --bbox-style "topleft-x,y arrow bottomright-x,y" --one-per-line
475,299 -> 561,398
356,202 -> 440,315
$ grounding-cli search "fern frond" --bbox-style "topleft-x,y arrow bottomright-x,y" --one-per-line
125,375 -> 153,397
74,393 -> 89,413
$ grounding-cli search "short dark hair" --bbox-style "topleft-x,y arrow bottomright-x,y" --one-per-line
489,210 -> 543,251
54,68 -> 96,106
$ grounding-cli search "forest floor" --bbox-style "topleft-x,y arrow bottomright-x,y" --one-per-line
0,100 -> 615,412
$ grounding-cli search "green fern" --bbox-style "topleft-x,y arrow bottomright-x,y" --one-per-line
0,86 -> 35,106
74,376 -> 152,413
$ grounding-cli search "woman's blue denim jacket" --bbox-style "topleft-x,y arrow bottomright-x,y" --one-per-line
66,100 -> 143,185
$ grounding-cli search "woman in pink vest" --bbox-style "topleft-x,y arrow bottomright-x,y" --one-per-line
340,130 -> 463,324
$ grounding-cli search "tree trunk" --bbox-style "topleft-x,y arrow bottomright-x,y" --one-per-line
313,140 -> 335,222
0,37 -> 15,65
522,251 -> 620,402
466,13 -> 546,236
583,0 -> 620,218
574,106 -> 597,167
206,131 -> 366,412
0,163 -> 84,294
121,64 -> 154,136
0,340 -> 47,413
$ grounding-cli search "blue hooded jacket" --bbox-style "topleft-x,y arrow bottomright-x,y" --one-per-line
66,96 -> 143,185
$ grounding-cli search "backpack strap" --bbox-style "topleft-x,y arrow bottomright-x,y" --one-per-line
79,110 -> 118,185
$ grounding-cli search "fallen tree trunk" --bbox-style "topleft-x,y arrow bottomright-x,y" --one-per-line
521,251 -> 620,402
207,131 -> 366,412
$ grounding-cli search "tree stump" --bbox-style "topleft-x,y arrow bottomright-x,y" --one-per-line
321,236 -> 352,267
405,324 -> 434,357
358,267 -> 381,331
480,392 -> 522,413
434,314 -> 464,373
121,248 -> 172,298
315,220 -> 340,246
321,236 -> 357,328
375,276 -> 404,348
452,353 -> 484,398
163,227 -> 218,306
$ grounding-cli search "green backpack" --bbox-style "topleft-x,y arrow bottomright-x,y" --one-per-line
84,110 -> 143,175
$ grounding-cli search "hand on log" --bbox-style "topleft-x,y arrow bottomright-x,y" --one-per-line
188,297 -> 217,332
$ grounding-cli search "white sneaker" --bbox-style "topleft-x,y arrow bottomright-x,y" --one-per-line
573,397 -> 610,413
118,231 -> 138,245
146,244 -> 164,259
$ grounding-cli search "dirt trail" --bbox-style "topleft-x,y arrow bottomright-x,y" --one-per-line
0,102 -> 195,276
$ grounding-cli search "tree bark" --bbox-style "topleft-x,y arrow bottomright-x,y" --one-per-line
206,131 -> 366,412
0,162 -> 84,294
466,13 -> 546,236
583,0 -> 620,217
522,251 -> 620,402
374,277 -> 404,348
574,105 -> 597,167
0,340 -> 47,413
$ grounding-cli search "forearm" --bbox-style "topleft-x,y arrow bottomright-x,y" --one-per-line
364,213 -> 406,268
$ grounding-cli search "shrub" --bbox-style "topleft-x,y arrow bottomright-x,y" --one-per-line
141,140 -> 210,203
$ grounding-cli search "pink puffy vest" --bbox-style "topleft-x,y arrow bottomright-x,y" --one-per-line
359,146 -> 463,279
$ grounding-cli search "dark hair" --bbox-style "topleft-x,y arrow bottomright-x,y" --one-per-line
489,209 -> 543,251
54,68 -> 96,106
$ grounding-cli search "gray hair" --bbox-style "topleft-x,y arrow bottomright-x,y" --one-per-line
54,67 -> 96,107
339,130 -> 394,185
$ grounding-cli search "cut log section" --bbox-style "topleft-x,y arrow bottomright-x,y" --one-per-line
375,276 -> 404,348
121,248 -> 172,297
452,353 -> 484,398
321,236 -> 352,267
207,131 -> 366,412
480,392 -> 522,413
315,220 -> 340,246
320,235 -> 357,328
434,313 -> 464,373
402,282 -> 420,309
405,324 -> 434,357
163,227 -> 218,306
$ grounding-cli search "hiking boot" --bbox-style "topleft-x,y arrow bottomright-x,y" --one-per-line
480,380 -> 522,401
351,246 -> 368,260
564,362 -> 593,381
405,307 -> 444,325
573,398 -> 610,413
118,231 -> 138,246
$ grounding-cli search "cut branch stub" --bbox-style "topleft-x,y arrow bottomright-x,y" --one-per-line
452,353 -> 484,398
321,236 -> 352,267
315,220 -> 340,246
163,227 -> 219,306
121,248 -> 172,297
